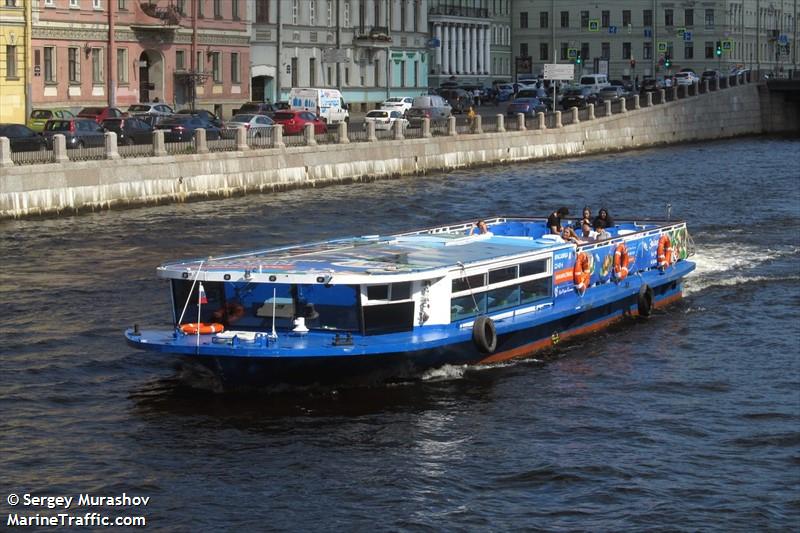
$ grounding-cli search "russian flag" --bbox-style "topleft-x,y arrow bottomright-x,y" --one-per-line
198,283 -> 208,305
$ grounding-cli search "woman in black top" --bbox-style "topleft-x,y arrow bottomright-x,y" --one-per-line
592,208 -> 615,230
579,206 -> 592,230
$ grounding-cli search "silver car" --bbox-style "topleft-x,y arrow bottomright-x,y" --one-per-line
127,103 -> 174,126
224,114 -> 274,139
405,95 -> 452,126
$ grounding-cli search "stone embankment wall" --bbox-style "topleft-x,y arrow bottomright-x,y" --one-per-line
0,83 -> 782,219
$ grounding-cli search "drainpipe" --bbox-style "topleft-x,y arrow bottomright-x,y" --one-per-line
108,0 -> 115,106
336,0 -> 341,91
756,0 -> 760,73
551,0 -> 556,112
25,0 -> 32,119
276,0 -> 282,101
652,0 -> 657,77
794,0 -> 797,74
192,0 -> 198,110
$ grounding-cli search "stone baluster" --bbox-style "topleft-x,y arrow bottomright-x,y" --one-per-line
338,121 -> 350,144
104,131 -> 120,160
472,115 -> 482,134
448,116 -> 457,136
393,118 -> 405,140
195,128 -> 208,154
53,134 -> 68,163
496,114 -> 505,132
304,123 -> 317,146
588,103 -> 596,119
658,89 -> 665,104
517,113 -> 526,131
367,121 -> 377,142
620,98 -> 627,113
537,112 -> 545,129
555,110 -> 563,128
153,130 -> 166,156
633,95 -> 640,109
572,107 -> 579,123
273,124 -> 285,148
422,117 -> 432,138
0,137 -> 12,167
646,92 -> 653,107
236,126 -> 249,151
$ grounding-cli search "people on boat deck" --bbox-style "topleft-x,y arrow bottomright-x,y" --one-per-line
579,206 -> 592,230
595,226 -> 612,241
592,208 -> 614,231
469,219 -> 490,235
561,227 -> 584,244
547,207 -> 570,234
580,221 -> 598,241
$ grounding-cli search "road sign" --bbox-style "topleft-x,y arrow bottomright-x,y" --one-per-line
426,37 -> 440,48
657,41 -> 668,53
567,48 -> 578,59
322,48 -> 349,63
588,20 -> 599,32
722,39 -> 733,51
543,63 -> 575,80
676,27 -> 686,37
609,25 -> 618,34
777,34 -> 789,46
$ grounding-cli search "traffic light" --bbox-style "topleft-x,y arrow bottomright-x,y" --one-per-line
715,41 -> 722,57
576,52 -> 582,65
664,54 -> 671,68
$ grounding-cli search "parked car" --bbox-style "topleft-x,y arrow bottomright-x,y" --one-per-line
232,102 -> 275,117
597,86 -> 626,102
639,77 -> 663,94
27,108 -> 75,133
701,70 -> 722,82
126,103 -> 174,121
674,71 -> 700,86
506,97 -> 547,116
495,84 -> 515,102
223,114 -> 274,138
101,117 -> 155,145
77,106 -> 126,124
578,73 -> 611,93
439,88 -> 472,113
155,114 -> 223,142
274,101 -> 290,110
679,67 -> 698,75
560,87 -> 599,109
363,110 -> 408,131
405,94 -> 451,126
0,123 -> 47,152
379,97 -> 414,115
175,109 -> 223,128
272,110 -> 327,135
609,79 -> 633,95
42,118 -> 106,149
516,87 -> 552,108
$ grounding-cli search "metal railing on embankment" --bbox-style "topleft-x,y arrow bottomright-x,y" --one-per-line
0,70 -> 756,169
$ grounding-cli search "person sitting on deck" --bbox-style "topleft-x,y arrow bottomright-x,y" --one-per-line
581,221 -> 597,241
594,221 -> 612,241
469,219 -> 491,235
592,208 -> 615,231
561,227 -> 584,244
579,206 -> 592,230
548,207 -> 570,234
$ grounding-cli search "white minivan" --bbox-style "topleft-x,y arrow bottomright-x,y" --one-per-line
288,88 -> 350,124
579,74 -> 611,93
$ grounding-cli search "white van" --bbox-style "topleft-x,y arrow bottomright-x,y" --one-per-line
579,74 -> 611,93
288,88 -> 350,124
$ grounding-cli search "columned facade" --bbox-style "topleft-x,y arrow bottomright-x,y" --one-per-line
431,20 -> 491,80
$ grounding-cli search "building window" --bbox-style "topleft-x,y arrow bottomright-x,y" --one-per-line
292,0 -> 298,25
539,11 -> 548,29
665,9 -> 673,27
519,11 -> 527,29
69,0 -> 79,7
327,66 -> 332,85
560,42 -> 568,61
196,51 -> 204,73
343,2 -> 349,26
230,52 -> 239,83
255,0 -> 268,23
413,0 -> 418,32
601,42 -> 610,59
580,42 -> 589,60
117,48 -> 128,83
5,0 -> 18,6
684,42 -> 693,59
68,47 -> 80,83
213,0 -> 221,18
176,0 -> 185,14
622,42 -> 631,60
291,57 -> 298,86
705,9 -> 714,28
580,11 -> 589,29
560,11 -> 569,28
5,45 -> 17,78
643,9 -> 652,27
176,50 -> 185,70
309,57 -> 316,85
44,47 -> 55,82
44,0 -> 55,6
623,10 -> 631,27
93,0 -> 102,9
211,52 -> 221,82
309,0 -> 315,25
643,42 -> 652,60
519,43 -> 528,58
400,1 -> 406,29
705,41 -> 714,58
118,0 -> 126,9
91,48 -> 103,83
374,59 -> 379,86
232,0 -> 238,19
539,42 -> 548,61
685,9 -> 693,27
197,0 -> 203,18
601,10 -> 609,28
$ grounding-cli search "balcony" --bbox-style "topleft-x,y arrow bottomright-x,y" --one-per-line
428,6 -> 488,19
132,1 -> 182,29
353,26 -> 392,48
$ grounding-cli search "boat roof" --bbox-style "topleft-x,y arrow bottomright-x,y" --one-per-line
158,217 -> 679,283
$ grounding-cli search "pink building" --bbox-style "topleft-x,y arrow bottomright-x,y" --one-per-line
31,0 -> 249,116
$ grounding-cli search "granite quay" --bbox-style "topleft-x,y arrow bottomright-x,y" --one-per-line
1,74 -> 797,220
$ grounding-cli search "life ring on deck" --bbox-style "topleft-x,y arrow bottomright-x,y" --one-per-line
180,322 -> 225,335
472,316 -> 497,354
573,252 -> 591,294
613,243 -> 630,281
657,234 -> 673,269
637,284 -> 654,317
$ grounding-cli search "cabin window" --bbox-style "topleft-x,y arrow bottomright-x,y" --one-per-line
489,265 -> 518,284
391,281 -> 411,301
451,293 -> 487,321
452,273 -> 485,293
366,282 -> 412,302
362,301 -> 415,335
367,285 -> 389,300
520,259 -> 547,277
171,280 -> 227,325
520,277 -> 551,303
487,285 -> 520,312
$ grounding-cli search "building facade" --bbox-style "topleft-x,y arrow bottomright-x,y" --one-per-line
249,0 -> 429,108
29,0 -> 249,116
1,0 -> 29,123
511,1 -> 797,81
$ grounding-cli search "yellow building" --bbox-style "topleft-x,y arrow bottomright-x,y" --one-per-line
0,0 -> 28,124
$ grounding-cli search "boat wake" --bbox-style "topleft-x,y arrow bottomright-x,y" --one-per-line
685,243 -> 799,295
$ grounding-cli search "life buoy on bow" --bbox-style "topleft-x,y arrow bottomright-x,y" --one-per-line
472,316 -> 497,354
657,234 -> 673,270
180,322 -> 225,335
613,243 -> 630,281
573,252 -> 591,294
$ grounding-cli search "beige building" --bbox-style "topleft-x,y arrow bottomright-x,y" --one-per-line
511,1 -> 797,81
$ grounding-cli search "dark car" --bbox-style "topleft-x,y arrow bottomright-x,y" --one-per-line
639,77 -> 663,94
438,88 -> 472,113
42,118 -> 106,149
506,97 -> 547,116
597,86 -> 626,102
175,109 -> 223,128
232,101 -> 275,117
155,114 -> 222,142
560,87 -> 598,109
274,101 -> 290,110
701,70 -> 722,82
516,87 -> 553,109
101,117 -> 155,145
77,106 -> 126,124
272,110 -> 327,136
0,123 -> 47,152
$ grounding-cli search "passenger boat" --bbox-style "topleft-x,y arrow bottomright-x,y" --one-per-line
125,217 -> 695,388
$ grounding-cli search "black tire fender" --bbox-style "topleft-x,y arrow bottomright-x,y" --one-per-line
472,315 -> 497,354
637,284 -> 654,317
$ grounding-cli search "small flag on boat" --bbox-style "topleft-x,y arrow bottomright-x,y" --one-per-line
198,283 -> 208,305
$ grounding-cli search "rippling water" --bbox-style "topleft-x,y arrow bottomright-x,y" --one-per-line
1,138 -> 798,530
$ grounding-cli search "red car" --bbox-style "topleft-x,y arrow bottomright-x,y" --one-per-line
272,110 -> 327,135
77,106 -> 126,124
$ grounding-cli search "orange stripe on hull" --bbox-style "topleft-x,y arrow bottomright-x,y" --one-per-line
477,290 -> 684,365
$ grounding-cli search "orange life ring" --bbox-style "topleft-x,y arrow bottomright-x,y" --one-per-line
613,243 -> 630,281
657,234 -> 673,269
573,252 -> 591,293
180,322 -> 225,335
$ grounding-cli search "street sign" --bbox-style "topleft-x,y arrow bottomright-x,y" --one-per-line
608,25 -> 618,34
322,48 -> 349,63
426,37 -> 441,48
588,20 -> 599,32
567,48 -> 578,59
777,34 -> 789,46
543,63 -> 575,80
657,41 -> 668,53
676,27 -> 686,37
683,31 -> 692,42
34,65 -> 41,76
722,39 -> 733,51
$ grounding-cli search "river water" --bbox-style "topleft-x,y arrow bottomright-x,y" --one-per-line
1,137 -> 798,531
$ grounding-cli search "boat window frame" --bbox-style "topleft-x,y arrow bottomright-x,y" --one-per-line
362,281 -> 414,306
450,255 -> 553,298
